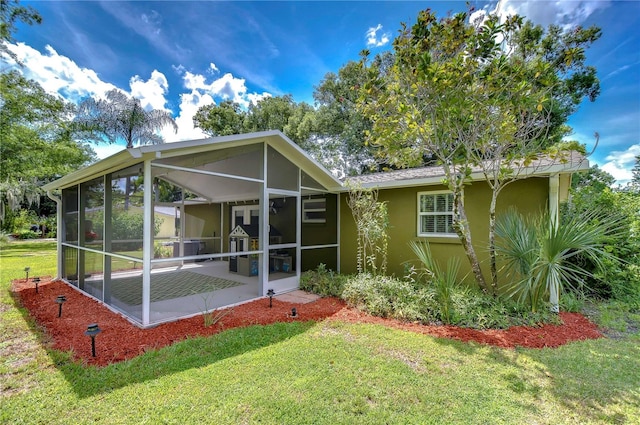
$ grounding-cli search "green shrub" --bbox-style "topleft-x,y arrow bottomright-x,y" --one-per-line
448,287 -> 510,329
341,272 -> 559,329
444,286 -> 559,329
560,291 -> 586,313
300,263 -> 347,297
11,209 -> 38,233
42,215 -> 57,238
562,181 -> 640,303
14,230 -> 40,239
0,231 -> 11,245
154,242 -> 173,258
342,273 -> 439,324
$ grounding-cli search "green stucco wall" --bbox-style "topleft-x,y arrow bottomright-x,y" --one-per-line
301,194 -> 338,271
184,203 -> 222,254
339,177 -> 549,288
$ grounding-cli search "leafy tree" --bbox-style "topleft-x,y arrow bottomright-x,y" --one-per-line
194,95 -> 315,147
312,59 -> 383,176
283,101 -> 316,149
563,165 -> 640,302
358,9 -> 600,294
0,71 -> 94,227
74,89 -> 177,149
1,0 -> 41,63
243,95 -> 297,137
571,163 -> 615,192
631,155 -> 640,191
74,89 -> 178,211
192,100 -> 245,137
512,20 -> 601,144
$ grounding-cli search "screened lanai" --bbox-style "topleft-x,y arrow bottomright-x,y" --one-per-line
44,131 -> 343,327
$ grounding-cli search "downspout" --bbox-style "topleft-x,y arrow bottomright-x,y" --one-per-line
549,174 -> 560,313
46,190 -> 63,280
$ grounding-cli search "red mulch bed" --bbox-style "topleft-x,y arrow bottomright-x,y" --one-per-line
11,278 -> 603,367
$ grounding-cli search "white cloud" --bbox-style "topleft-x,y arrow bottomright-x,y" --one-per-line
129,70 -> 170,111
92,143 -> 126,160
7,41 -> 273,149
209,62 -> 219,73
247,92 -> 271,106
172,64 -> 186,75
490,0 -> 611,29
6,42 -> 116,102
170,69 -> 273,139
140,10 -> 163,35
184,71 -> 247,102
366,24 -> 390,48
599,144 -> 640,184
181,70 -> 269,108
162,90 -> 212,142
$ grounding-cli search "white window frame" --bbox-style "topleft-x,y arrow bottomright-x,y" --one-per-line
417,190 -> 457,237
302,198 -> 326,223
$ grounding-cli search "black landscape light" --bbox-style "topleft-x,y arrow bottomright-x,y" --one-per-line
24,266 -> 30,282
55,295 -> 67,317
85,323 -> 102,357
291,307 -> 297,318
33,277 -> 41,293
267,289 -> 275,308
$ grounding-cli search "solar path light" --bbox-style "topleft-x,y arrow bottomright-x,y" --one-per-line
55,295 -> 67,317
33,277 -> 41,293
85,323 -> 102,357
267,289 -> 275,308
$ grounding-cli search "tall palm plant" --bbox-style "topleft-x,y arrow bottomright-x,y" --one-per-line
74,89 -> 177,148
495,209 -> 619,312
74,89 -> 178,209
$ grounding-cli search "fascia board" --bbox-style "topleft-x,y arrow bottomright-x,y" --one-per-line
344,157 -> 589,191
144,136 -> 269,160
42,150 -> 142,191
266,132 -> 343,191
137,130 -> 282,157
41,131 -> 284,191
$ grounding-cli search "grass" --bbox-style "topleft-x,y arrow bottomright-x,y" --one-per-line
1,240 -> 639,424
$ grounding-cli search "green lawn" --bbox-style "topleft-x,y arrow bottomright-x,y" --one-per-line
1,240 -> 639,424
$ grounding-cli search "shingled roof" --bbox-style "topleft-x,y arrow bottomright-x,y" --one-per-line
344,151 -> 589,189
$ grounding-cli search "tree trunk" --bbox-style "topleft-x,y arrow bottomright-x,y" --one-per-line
488,191 -> 498,296
453,193 -> 489,293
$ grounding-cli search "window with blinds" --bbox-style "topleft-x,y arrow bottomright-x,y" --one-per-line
417,191 -> 456,236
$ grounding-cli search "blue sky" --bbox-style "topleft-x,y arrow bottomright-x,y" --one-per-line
7,0 -> 640,183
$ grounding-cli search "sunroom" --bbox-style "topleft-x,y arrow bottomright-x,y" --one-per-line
43,131 -> 342,328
